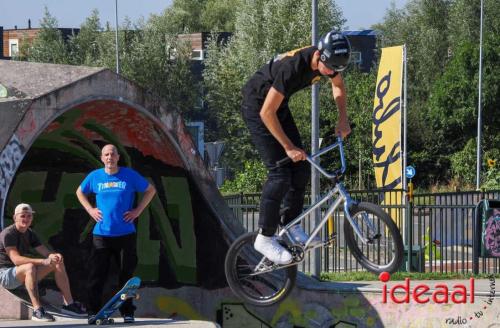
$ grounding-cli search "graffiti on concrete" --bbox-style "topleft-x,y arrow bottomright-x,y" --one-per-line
484,209 -> 500,257
220,303 -> 271,328
0,134 -> 25,208
156,295 -> 204,320
17,110 -> 37,142
4,100 -> 228,305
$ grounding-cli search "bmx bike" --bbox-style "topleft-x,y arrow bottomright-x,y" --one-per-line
224,136 -> 404,306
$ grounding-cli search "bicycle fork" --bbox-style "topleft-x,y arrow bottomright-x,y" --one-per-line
339,185 -> 376,244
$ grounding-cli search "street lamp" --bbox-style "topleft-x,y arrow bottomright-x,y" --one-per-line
115,0 -> 120,74
311,0 -> 321,278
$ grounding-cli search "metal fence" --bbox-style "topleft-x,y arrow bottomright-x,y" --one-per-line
223,189 -> 500,274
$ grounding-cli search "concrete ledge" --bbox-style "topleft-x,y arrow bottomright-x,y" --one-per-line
0,287 -> 31,320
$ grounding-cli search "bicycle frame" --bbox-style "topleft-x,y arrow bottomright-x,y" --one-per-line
277,137 -> 372,248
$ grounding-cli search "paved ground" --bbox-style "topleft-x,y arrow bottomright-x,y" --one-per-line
0,318 -> 220,327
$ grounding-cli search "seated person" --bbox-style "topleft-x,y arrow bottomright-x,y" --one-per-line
0,203 -> 85,321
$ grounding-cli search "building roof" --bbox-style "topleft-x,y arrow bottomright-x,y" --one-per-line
343,30 -> 377,36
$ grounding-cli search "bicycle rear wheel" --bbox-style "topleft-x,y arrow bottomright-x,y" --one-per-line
344,202 -> 403,273
224,231 -> 297,306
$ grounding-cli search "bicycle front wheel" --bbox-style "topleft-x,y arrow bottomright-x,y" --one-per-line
224,231 -> 297,306
344,202 -> 403,273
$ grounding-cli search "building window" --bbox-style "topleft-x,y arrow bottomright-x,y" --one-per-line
351,51 -> 362,65
191,49 -> 204,60
9,39 -> 19,57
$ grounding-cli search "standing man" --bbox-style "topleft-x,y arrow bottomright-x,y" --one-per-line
241,31 -> 352,264
76,144 -> 156,323
0,203 -> 86,321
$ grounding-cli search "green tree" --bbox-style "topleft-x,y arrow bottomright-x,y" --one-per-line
161,0 -> 242,33
201,0 -> 242,31
427,35 -> 499,186
68,9 -> 102,66
164,0 -> 207,33
220,159 -> 267,193
118,16 -> 199,116
28,7 -> 70,64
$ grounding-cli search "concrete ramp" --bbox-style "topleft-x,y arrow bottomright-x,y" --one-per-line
0,59 -> 241,321
0,287 -> 31,320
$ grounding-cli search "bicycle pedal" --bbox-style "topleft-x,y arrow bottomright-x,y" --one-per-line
263,258 -> 274,266
324,234 -> 337,247
367,233 -> 382,244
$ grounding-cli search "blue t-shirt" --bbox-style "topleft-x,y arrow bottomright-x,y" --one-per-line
80,167 -> 149,236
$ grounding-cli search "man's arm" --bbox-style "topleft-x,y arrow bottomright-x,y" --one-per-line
6,247 -> 51,266
330,73 -> 351,138
123,184 -> 157,222
76,186 -> 102,222
34,245 -> 63,264
259,87 -> 306,162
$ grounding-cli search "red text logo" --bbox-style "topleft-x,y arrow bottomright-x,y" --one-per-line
379,272 -> 475,304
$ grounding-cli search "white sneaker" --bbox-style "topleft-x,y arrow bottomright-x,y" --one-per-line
254,234 -> 293,265
288,225 -> 321,247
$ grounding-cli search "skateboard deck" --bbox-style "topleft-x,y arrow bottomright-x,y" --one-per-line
89,276 -> 141,325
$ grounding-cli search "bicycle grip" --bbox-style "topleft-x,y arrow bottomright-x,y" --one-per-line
275,157 -> 292,167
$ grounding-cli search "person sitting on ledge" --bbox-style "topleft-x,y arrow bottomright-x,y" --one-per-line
0,203 -> 86,321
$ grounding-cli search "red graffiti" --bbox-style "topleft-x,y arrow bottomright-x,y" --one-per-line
17,110 -> 37,141
73,100 -> 184,167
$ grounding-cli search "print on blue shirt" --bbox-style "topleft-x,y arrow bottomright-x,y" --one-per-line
80,167 -> 149,236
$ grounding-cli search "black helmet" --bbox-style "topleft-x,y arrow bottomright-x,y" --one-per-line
318,31 -> 351,72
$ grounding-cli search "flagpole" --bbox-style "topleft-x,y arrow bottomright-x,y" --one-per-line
402,45 -> 407,192
402,44 -> 408,247
476,0 -> 484,190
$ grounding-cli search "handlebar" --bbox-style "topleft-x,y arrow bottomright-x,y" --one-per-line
276,136 -> 347,179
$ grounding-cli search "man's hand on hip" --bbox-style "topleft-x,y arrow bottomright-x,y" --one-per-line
87,208 -> 103,222
123,208 -> 141,222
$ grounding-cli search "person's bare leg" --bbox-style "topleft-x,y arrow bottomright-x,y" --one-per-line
15,263 -> 41,309
36,263 -> 74,305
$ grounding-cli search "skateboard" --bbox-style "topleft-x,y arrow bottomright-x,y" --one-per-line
88,276 -> 141,325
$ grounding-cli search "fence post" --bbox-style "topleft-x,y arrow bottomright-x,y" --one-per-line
473,198 -> 484,274
406,200 -> 413,272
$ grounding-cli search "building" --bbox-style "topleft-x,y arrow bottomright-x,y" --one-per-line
177,32 -> 232,158
1,19 -> 78,59
343,30 -> 378,72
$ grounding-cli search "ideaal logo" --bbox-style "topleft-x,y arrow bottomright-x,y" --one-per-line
379,272 -> 474,304
379,272 -> 496,325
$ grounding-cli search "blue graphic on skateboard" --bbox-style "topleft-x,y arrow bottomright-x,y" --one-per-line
89,277 -> 141,325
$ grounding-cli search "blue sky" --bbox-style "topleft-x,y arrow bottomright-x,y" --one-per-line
0,0 -> 408,31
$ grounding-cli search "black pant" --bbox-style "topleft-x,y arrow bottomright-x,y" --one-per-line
241,101 -> 310,234
87,233 -> 138,316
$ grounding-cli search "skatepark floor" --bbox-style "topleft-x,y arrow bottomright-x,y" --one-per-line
0,318 -> 220,327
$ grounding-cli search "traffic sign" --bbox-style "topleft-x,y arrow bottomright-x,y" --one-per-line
405,165 -> 416,179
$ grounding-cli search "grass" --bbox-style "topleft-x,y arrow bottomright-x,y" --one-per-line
320,271 -> 500,282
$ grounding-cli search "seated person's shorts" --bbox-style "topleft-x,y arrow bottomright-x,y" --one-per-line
0,267 -> 22,290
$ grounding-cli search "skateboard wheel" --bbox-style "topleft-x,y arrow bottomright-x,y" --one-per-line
108,318 -> 114,324
96,319 -> 103,325
120,293 -> 127,301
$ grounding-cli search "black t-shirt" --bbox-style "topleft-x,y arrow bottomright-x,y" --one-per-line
242,46 -> 322,108
0,224 -> 42,269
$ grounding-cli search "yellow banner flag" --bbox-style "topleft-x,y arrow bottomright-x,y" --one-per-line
372,46 -> 404,224
373,45 -> 403,190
